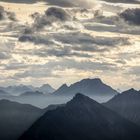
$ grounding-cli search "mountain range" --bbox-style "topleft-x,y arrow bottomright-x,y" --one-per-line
53,78 -> 118,97
0,84 -> 55,96
0,86 -> 140,140
19,93 -> 140,140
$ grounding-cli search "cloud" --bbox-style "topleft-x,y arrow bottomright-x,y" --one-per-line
128,66 -> 140,76
19,34 -> 53,45
119,8 -> 140,25
0,6 -> 16,21
11,58 -> 117,79
46,0 -> 99,8
102,0 -> 140,4
18,31 -> 130,59
33,47 -> 92,58
19,31 -> 130,47
0,52 -> 11,59
26,6 -> 72,32
45,7 -> 71,21
46,0 -> 75,7
44,59 -> 117,72
0,0 -> 37,4
13,68 -> 58,79
85,13 -> 140,35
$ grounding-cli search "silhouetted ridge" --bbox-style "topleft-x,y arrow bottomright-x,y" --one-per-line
0,99 -> 44,140
104,88 -> 140,126
53,78 -> 118,96
19,94 -> 140,140
67,93 -> 98,106
122,88 -> 139,95
20,91 -> 44,96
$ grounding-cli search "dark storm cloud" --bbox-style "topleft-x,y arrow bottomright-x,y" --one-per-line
119,8 -> 140,25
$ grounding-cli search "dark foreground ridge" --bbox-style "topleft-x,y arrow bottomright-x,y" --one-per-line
19,93 -> 140,140
104,88 -> 140,125
0,99 -> 44,140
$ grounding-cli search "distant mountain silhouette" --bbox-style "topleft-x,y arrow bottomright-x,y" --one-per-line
0,99 -> 44,140
0,84 -> 55,96
20,91 -> 44,97
104,88 -> 140,126
37,84 -> 55,94
19,93 -> 140,140
0,90 -> 9,96
1,85 -> 33,96
53,78 -> 118,96
0,90 -> 14,99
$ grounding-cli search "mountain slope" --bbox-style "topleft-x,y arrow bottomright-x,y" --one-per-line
0,90 -> 9,97
2,85 -> 33,96
19,93 -> 140,140
104,88 -> 140,125
37,84 -> 55,94
20,91 -> 44,97
0,99 -> 44,140
53,78 -> 118,96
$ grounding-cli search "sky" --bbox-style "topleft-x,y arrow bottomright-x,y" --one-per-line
0,0 -> 140,90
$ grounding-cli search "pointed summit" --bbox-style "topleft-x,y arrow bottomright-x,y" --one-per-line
38,84 -> 55,94
69,93 -> 97,105
53,78 -> 118,96
122,88 -> 138,94
53,84 -> 69,95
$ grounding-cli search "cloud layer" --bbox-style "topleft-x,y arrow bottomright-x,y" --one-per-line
0,0 -> 139,90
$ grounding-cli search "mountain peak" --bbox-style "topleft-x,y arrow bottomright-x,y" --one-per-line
38,84 -> 55,94
20,93 -> 140,140
53,78 -> 118,97
58,84 -> 69,90
67,93 -> 98,108
62,83 -> 68,87
81,78 -> 102,83
125,88 -> 137,92
122,88 -> 139,95
41,84 -> 52,88
74,93 -> 85,98
71,93 -> 88,102
71,93 -> 92,102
